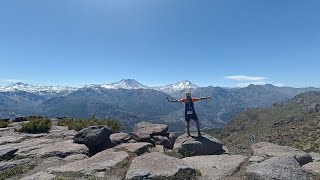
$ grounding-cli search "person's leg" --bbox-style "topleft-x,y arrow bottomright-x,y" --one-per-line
185,114 -> 191,136
186,120 -> 191,136
194,114 -> 201,136
195,120 -> 200,132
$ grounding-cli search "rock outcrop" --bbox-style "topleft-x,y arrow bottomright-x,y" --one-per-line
125,152 -> 196,180
246,156 -> 309,180
174,133 -> 224,156
251,142 -> 312,165
130,121 -> 176,149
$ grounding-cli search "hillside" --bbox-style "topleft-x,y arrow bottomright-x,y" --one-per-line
212,91 -> 320,155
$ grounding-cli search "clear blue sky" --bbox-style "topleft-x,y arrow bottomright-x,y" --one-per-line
0,0 -> 319,87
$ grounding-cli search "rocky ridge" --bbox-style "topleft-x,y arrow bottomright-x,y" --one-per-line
0,120 -> 318,180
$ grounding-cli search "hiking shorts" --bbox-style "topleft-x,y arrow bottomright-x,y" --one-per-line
185,113 -> 199,122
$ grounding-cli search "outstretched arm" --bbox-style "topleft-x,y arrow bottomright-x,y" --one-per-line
195,96 -> 211,101
167,97 -> 182,103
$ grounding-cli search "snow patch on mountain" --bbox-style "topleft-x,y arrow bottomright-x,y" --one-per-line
153,80 -> 199,93
0,82 -> 77,95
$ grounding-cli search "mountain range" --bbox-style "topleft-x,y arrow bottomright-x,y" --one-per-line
1,79 -> 319,131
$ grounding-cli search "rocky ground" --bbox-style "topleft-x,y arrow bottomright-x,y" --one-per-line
0,120 -> 319,180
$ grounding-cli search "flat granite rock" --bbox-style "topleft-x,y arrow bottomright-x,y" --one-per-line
183,155 -> 247,180
50,149 -> 129,177
246,156 -> 309,180
251,142 -> 312,165
20,171 -> 56,180
126,152 -> 196,180
26,140 -> 89,158
113,142 -> 153,155
302,161 -> 320,176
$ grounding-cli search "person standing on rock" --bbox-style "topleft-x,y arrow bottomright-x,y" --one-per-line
167,92 -> 210,137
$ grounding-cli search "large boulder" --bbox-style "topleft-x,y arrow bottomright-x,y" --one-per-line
302,162 -> 320,176
183,155 -> 247,180
110,132 -> 131,145
174,133 -> 224,156
125,152 -> 196,180
131,121 -> 168,142
0,148 -> 18,160
251,142 -> 312,165
73,126 -> 114,154
50,149 -> 129,177
246,156 -> 309,180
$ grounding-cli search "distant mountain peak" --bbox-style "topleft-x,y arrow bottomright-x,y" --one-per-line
101,79 -> 148,89
13,82 -> 29,86
152,80 -> 199,94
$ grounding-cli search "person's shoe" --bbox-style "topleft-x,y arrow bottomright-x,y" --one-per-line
187,131 -> 191,137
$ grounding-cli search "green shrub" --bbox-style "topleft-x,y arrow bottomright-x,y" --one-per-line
58,118 -> 122,133
0,120 -> 9,128
18,118 -> 52,134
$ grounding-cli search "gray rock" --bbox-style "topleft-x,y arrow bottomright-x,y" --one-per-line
26,140 -> 89,158
183,155 -> 247,180
131,121 -> 168,142
50,149 -> 129,177
152,135 -> 171,149
246,156 -> 309,180
64,154 -> 89,161
134,121 -> 168,135
73,125 -> 112,146
114,142 -> 153,155
0,159 -> 33,172
73,126 -> 114,154
125,152 -> 196,180
20,171 -> 56,180
0,148 -> 18,160
309,152 -> 320,162
0,136 -> 26,145
174,133 -> 224,156
251,142 -> 312,165
302,162 -> 320,176
110,132 -> 131,145
249,156 -> 265,163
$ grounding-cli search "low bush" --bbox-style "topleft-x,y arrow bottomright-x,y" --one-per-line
18,118 -> 52,134
0,120 -> 9,128
58,118 -> 122,133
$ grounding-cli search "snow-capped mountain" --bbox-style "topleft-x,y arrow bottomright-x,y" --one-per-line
0,80 -> 199,95
0,82 -> 77,95
152,80 -> 199,94
85,79 -> 149,90
102,79 -> 148,89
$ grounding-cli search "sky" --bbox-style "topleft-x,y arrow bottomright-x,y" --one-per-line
0,0 -> 319,88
